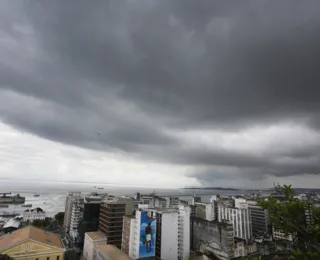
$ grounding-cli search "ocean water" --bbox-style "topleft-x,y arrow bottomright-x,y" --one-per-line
0,180 -> 247,217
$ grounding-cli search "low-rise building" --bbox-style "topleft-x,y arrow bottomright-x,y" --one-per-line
23,207 -> 46,222
96,244 -> 131,260
83,231 -> 107,260
0,225 -> 65,260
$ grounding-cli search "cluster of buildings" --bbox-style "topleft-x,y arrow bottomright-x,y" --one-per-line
61,191 -> 294,260
0,190 -> 317,260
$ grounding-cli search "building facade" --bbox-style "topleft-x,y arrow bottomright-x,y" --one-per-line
83,231 -> 107,260
0,226 -> 65,260
248,204 -> 269,238
127,206 -> 190,260
63,192 -> 82,233
99,198 -> 132,248
23,208 -> 46,222
195,202 -> 214,221
217,206 -> 252,240
191,217 -> 234,260
121,215 -> 132,254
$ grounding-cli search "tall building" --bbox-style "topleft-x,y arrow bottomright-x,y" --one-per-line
69,200 -> 84,243
64,192 -> 82,233
78,195 -> 104,247
99,198 -> 133,248
218,206 -> 252,240
127,206 -> 190,260
248,204 -> 270,237
0,226 -> 65,260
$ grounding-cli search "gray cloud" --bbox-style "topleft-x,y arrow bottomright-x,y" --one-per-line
1,0 -> 320,184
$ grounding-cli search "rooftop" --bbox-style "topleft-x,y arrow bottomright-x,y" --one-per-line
3,218 -> 20,229
0,225 -> 64,252
85,231 -> 107,241
96,244 -> 131,260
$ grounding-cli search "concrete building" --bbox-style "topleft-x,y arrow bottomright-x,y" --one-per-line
96,244 -> 131,260
68,194 -> 106,246
218,206 -> 252,240
128,208 -> 179,260
69,200 -> 84,242
272,226 -> 294,242
121,215 -> 132,255
177,205 -> 191,260
127,206 -> 190,260
248,204 -> 269,237
99,198 -> 133,248
0,226 -> 65,260
195,202 -> 214,221
64,192 -> 82,233
191,217 -> 234,260
23,207 -> 46,222
83,231 -> 107,260
78,195 -> 104,247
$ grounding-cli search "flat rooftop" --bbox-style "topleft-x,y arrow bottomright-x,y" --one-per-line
86,231 -> 107,241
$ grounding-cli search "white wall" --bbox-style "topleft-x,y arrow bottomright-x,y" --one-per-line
161,212 -> 179,260
178,205 -> 190,260
129,211 -> 141,259
23,211 -> 46,221
218,206 -> 252,240
83,234 -> 107,260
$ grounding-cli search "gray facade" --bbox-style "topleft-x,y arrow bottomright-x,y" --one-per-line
248,205 -> 269,237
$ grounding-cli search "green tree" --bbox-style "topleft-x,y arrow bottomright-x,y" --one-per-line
55,212 -> 65,223
259,184 -> 320,260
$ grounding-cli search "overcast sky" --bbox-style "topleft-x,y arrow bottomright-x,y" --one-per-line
1,1 -> 320,188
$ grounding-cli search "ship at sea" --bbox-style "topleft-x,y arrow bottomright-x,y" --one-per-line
22,204 -> 32,207
0,192 -> 25,204
34,193 -> 40,197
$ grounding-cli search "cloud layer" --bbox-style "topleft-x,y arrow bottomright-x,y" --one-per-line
1,0 -> 320,187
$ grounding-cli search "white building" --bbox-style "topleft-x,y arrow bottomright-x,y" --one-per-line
23,208 -> 46,222
63,192 -> 83,232
178,205 -> 191,260
83,231 -> 107,260
218,206 -> 252,240
69,200 -> 84,241
128,206 -> 190,260
272,225 -> 294,242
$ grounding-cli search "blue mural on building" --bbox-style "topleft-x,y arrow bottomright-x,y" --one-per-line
139,211 -> 156,258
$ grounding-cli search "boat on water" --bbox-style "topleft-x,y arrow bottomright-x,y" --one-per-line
0,192 -> 25,204
34,193 -> 40,197
98,187 -> 104,190
21,204 -> 32,207
0,204 -> 9,208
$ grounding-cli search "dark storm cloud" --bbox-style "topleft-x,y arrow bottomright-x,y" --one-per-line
1,0 -> 320,183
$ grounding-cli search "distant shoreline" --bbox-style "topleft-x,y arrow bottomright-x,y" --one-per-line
183,187 -> 240,191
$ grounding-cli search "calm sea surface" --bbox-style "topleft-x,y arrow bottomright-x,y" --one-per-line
0,180 -> 251,217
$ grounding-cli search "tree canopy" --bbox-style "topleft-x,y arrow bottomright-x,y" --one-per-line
259,184 -> 320,260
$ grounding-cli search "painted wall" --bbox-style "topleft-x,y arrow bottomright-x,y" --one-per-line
139,211 -> 156,259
